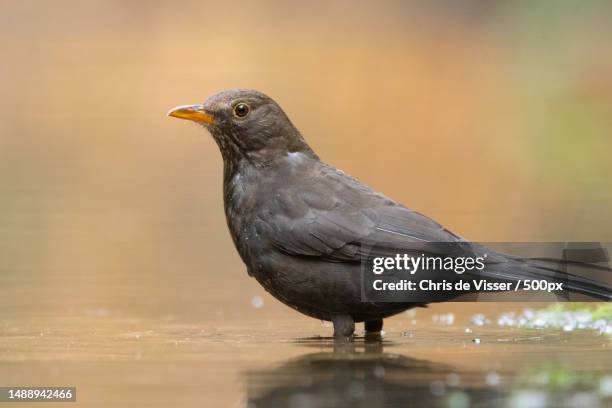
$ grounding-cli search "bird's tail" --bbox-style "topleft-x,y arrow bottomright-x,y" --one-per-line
471,247 -> 612,301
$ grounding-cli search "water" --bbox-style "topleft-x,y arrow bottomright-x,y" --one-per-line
1,299 -> 610,407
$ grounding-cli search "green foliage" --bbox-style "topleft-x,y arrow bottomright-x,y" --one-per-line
515,363 -> 599,391
544,303 -> 612,321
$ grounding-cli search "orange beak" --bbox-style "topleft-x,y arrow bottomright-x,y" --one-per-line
167,104 -> 215,125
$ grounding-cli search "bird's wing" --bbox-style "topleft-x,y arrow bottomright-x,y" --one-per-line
253,163 -> 467,263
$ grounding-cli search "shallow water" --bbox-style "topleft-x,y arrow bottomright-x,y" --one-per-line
1,300 -> 610,407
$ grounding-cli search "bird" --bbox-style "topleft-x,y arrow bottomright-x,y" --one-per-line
168,89 -> 611,338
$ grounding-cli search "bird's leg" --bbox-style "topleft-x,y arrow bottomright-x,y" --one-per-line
364,319 -> 383,334
332,314 -> 355,338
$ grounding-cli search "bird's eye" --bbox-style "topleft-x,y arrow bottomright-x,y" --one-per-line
233,103 -> 250,118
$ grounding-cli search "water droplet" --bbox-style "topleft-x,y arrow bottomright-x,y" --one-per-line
373,365 -> 386,378
447,373 -> 461,387
599,375 -> 612,397
251,296 -> 264,309
486,371 -> 501,387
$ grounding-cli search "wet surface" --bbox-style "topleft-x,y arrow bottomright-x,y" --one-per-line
1,302 -> 610,407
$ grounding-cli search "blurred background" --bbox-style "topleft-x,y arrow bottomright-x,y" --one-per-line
2,0 -> 611,317
1,1 -> 612,406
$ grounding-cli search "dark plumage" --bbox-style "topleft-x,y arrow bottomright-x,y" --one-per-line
168,89 -> 611,337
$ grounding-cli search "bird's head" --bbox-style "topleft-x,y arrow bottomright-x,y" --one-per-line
168,89 -> 315,165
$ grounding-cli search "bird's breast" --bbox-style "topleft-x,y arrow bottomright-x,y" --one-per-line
222,168 -> 273,264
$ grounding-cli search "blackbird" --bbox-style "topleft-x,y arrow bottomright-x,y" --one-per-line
168,89 -> 611,337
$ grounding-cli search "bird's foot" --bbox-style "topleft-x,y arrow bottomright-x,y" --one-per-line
364,320 -> 384,341
364,319 -> 383,335
332,314 -> 355,339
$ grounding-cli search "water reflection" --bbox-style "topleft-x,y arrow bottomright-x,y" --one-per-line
245,338 -> 503,408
